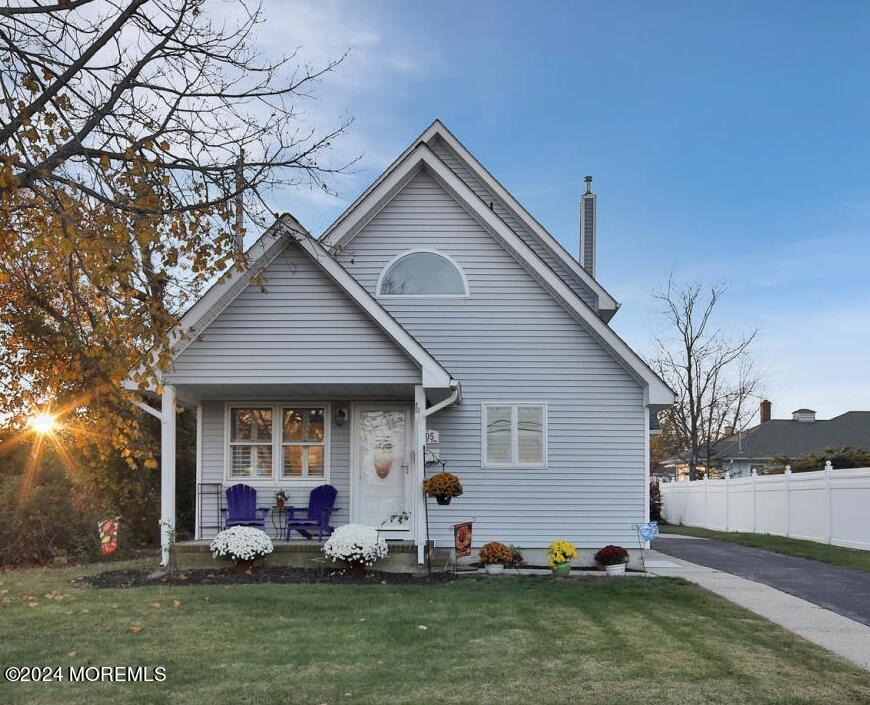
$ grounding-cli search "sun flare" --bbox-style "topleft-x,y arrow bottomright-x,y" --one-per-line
29,412 -> 57,435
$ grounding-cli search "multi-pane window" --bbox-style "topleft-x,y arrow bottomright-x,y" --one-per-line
229,407 -> 273,478
282,407 -> 326,478
226,404 -> 329,481
482,403 -> 547,468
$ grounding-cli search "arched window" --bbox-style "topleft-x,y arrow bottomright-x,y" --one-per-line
377,250 -> 468,297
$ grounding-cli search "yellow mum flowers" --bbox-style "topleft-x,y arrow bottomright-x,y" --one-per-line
547,540 -> 577,568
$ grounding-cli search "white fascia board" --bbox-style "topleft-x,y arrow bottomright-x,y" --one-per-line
280,219 -> 454,390
322,120 -> 618,317
123,218 -> 290,392
323,141 -> 671,404
422,121 -> 618,314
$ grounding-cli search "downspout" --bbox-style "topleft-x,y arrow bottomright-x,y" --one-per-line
423,381 -> 461,418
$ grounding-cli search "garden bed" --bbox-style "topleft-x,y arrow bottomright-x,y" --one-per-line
76,566 -> 456,589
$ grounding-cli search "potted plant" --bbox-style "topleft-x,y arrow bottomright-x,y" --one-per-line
595,545 -> 629,576
210,526 -> 274,574
547,540 -> 576,577
479,541 -> 513,575
422,471 -> 463,505
323,524 -> 389,577
274,488 -> 288,508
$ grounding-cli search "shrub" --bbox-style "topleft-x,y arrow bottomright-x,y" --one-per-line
595,545 -> 629,566
479,541 -> 513,566
210,526 -> 273,564
547,539 -> 576,568
322,524 -> 388,567
422,471 -> 463,499
507,544 -> 524,568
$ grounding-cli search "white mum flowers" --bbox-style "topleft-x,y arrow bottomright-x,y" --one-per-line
323,524 -> 388,567
210,526 -> 273,563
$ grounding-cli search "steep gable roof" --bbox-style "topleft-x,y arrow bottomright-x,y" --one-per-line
126,215 -> 455,393
320,138 -> 672,406
321,120 -> 619,319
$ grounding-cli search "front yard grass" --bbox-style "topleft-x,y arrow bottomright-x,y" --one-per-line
2,559 -> 869,705
660,523 -> 870,573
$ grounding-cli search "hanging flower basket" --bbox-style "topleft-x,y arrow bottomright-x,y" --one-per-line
423,472 -> 463,504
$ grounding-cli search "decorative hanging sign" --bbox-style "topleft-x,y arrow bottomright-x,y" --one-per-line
453,521 -> 473,558
98,516 -> 121,555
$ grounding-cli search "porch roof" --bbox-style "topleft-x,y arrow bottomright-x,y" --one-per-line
167,382 -> 455,406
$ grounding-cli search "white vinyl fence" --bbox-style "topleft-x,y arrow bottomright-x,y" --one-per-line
660,464 -> 870,551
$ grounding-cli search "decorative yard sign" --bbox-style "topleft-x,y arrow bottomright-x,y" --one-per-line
453,521 -> 473,558
98,516 -> 121,555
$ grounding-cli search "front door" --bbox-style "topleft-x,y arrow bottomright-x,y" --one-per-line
355,404 -> 412,530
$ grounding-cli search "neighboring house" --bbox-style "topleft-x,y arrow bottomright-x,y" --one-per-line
662,400 -> 870,479
129,120 -> 674,565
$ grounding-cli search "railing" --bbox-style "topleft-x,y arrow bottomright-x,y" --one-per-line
195,482 -> 223,540
660,464 -> 870,551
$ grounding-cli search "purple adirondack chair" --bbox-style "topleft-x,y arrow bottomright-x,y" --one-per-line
285,484 -> 337,541
221,484 -> 270,530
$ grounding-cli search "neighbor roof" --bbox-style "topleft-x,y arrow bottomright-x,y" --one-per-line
711,411 -> 870,460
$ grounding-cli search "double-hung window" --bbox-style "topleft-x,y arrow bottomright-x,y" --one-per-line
229,407 -> 274,478
482,403 -> 547,468
226,404 -> 330,481
282,407 -> 327,479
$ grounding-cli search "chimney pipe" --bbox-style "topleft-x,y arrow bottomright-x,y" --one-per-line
760,399 -> 771,424
579,176 -> 596,276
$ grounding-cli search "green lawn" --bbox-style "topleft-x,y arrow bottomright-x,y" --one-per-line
2,560 -> 869,705
660,524 -> 870,573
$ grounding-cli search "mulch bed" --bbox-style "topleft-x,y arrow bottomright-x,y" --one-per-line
77,566 -> 456,589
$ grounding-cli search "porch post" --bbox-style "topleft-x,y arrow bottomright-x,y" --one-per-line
414,385 -> 427,565
160,384 -> 177,566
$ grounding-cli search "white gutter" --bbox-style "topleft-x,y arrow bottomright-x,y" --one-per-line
423,381 -> 461,417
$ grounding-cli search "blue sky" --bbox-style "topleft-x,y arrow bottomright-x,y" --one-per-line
258,0 -> 870,419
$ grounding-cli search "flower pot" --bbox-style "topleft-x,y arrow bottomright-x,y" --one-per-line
551,562 -> 571,577
232,559 -> 254,575
435,495 -> 452,506
605,563 -> 626,577
483,563 -> 504,575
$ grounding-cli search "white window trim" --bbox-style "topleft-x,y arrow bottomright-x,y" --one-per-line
376,247 -> 470,299
481,402 -> 548,470
223,402 -> 331,484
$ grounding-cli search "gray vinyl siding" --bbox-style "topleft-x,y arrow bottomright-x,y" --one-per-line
337,169 -> 646,549
170,242 -> 420,385
198,399 -> 351,540
427,134 -> 599,312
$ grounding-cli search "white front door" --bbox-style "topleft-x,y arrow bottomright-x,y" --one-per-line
354,404 -> 412,530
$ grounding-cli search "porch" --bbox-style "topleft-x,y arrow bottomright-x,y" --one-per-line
141,381 -> 460,568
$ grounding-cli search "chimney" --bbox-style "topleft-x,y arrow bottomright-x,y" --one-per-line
792,408 -> 817,423
760,399 -> 771,423
579,176 -> 596,276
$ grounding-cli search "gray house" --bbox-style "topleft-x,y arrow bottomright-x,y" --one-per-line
662,401 -> 870,479
131,120 -> 674,566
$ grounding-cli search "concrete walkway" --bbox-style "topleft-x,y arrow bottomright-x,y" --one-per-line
646,543 -> 870,670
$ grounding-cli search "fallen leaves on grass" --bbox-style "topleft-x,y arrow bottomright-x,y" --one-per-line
129,626 -> 143,635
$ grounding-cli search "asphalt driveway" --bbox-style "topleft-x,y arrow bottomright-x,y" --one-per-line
653,535 -> 870,627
